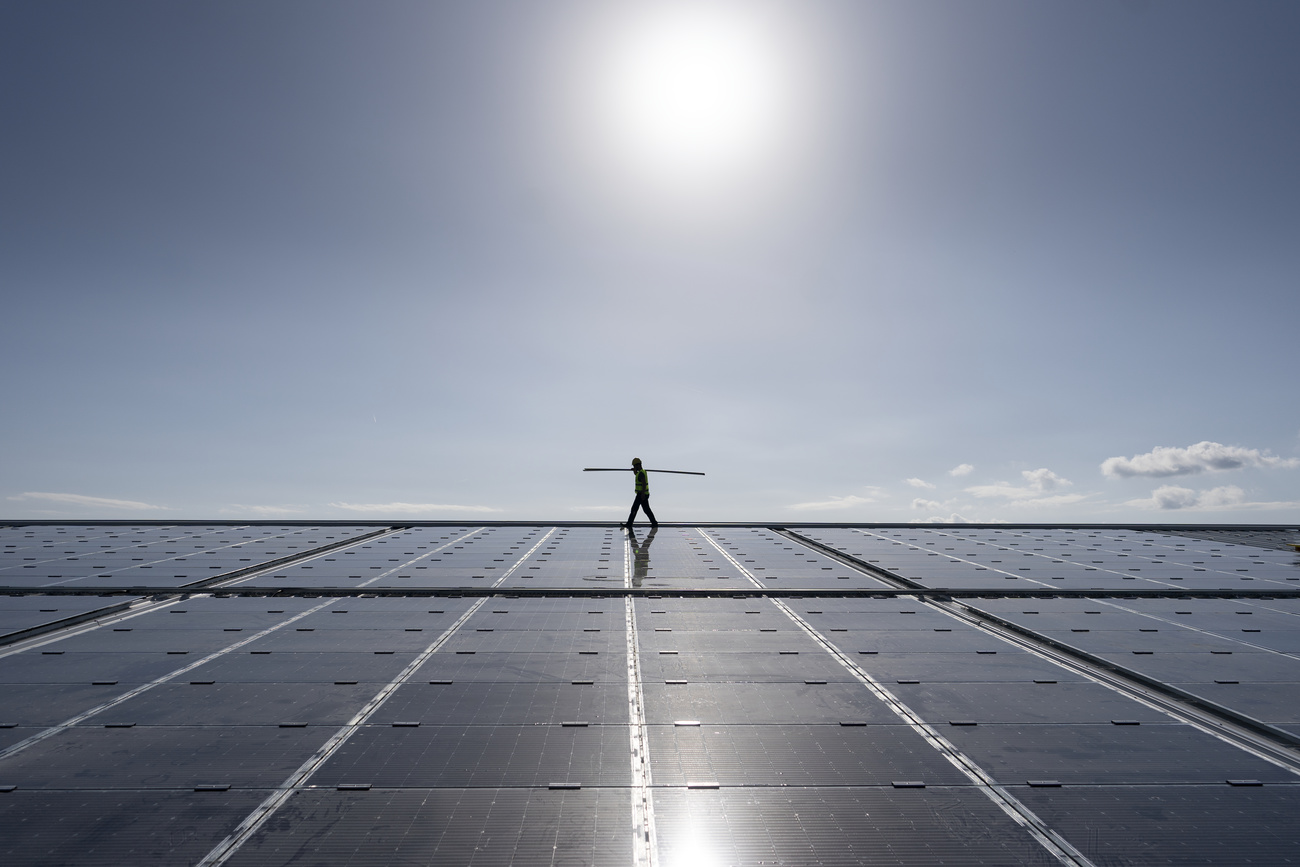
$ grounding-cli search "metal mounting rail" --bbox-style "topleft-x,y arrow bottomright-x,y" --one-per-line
777,528 -> 1300,772
176,525 -> 401,590
3,519 -> 1297,532
0,599 -> 137,646
770,528 -> 928,591
4,584 -> 1299,599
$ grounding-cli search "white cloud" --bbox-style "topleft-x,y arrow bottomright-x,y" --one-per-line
1021,468 -> 1070,492
1101,441 -> 1300,479
914,513 -> 1008,524
1126,484 -> 1299,511
965,469 -> 1078,505
1144,486 -> 1202,510
948,464 -> 974,477
965,484 -> 1017,499
8,492 -> 165,511
221,504 -> 305,516
1229,499 -> 1300,510
911,497 -> 1008,520
905,478 -> 936,489
1025,493 -> 1089,506
1198,486 -> 1250,508
1127,485 -> 1242,510
329,502 -> 502,514
965,487 -> 1087,506
789,493 -> 878,511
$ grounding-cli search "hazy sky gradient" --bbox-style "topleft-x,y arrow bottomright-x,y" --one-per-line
3,0 -> 1298,522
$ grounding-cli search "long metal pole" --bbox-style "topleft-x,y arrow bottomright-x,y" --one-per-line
583,468 -> 705,476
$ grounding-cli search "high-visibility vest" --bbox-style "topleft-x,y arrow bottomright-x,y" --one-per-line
634,468 -> 648,494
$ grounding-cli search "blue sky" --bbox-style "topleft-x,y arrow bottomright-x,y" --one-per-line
3,0 -> 1298,523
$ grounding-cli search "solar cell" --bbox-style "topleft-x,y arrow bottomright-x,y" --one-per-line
0,790 -> 270,867
648,723 -> 971,786
942,722 -> 1296,785
313,725 -> 632,787
0,725 -> 330,789
106,682 -> 381,726
219,788 -> 632,867
372,681 -> 631,725
641,681 -> 899,724
1016,786 -> 1300,864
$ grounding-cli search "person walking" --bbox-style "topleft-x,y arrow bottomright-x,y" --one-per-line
625,457 -> 658,527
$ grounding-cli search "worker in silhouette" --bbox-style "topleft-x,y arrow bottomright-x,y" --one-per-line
625,457 -> 658,527
628,524 -> 657,587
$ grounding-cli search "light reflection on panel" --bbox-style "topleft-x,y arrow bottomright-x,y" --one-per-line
653,788 -> 1059,867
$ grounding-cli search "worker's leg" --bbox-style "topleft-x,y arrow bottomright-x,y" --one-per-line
627,495 -> 643,526
642,496 -> 657,525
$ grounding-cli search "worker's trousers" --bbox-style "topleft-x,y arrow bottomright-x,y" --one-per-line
627,493 -> 657,525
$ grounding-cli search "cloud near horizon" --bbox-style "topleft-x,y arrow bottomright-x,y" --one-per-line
914,513 -> 1009,524
905,478 -> 936,489
329,502 -> 502,514
1125,484 -> 1300,511
948,464 -> 975,477
221,504 -> 306,516
788,492 -> 881,511
1102,441 -> 1299,479
965,468 -> 1080,505
1126,485 -> 1244,510
8,492 -> 166,511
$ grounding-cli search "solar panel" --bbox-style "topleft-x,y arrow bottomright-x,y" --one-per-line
0,520 -> 1297,865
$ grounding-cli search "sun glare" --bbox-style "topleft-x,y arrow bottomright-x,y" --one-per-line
590,2 -> 799,188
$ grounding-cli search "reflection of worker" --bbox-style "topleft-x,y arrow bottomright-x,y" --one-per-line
625,457 -> 658,527
629,525 -> 657,587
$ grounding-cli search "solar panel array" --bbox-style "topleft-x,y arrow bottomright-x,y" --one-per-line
1,522 -> 1298,865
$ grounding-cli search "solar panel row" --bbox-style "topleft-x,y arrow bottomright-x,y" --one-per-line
0,522 -> 1297,865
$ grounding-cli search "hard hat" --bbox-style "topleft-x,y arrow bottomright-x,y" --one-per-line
631,457 -> 642,467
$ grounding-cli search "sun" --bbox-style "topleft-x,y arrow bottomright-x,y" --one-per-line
588,1 -> 799,188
